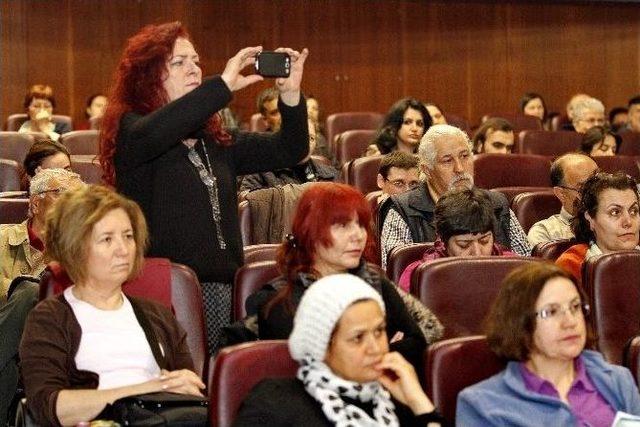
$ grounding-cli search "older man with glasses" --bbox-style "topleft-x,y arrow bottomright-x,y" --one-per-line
572,97 -> 606,134
379,124 -> 531,269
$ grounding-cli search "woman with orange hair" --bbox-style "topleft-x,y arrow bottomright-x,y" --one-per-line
99,21 -> 309,354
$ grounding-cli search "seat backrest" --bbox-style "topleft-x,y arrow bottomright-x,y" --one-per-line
491,186 -> 553,205
425,335 -> 506,423
209,340 -> 297,427
474,153 -> 551,189
233,260 -> 280,321
592,155 -> 640,180
482,113 -> 542,133
445,113 -> 470,134
413,257 -> 541,339
346,155 -> 384,194
238,200 -> 252,246
5,113 -> 73,132
531,238 -> 577,260
551,114 -> 572,131
517,130 -> 582,156
243,244 -> 280,265
386,242 -> 434,284
624,335 -> 640,387
618,132 -> 640,156
325,112 -> 383,152
0,159 -> 21,192
333,129 -> 376,167
0,197 -> 29,224
511,190 -> 561,233
249,113 -> 268,132
70,156 -> 102,184
0,131 -> 35,163
60,130 -> 99,155
582,251 -> 640,364
39,258 -> 208,378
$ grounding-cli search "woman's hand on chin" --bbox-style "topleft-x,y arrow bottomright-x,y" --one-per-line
221,46 -> 265,92
375,352 -> 435,415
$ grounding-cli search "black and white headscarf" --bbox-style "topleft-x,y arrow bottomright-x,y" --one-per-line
297,357 -> 399,427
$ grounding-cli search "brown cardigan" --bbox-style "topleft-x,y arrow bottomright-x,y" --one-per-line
19,293 -> 194,427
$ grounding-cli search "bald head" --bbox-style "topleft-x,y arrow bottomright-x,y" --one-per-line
551,153 -> 598,215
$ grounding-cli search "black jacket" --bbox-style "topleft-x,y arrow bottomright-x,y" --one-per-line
239,158 -> 338,192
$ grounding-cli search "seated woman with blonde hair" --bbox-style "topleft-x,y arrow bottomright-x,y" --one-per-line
19,185 -> 204,426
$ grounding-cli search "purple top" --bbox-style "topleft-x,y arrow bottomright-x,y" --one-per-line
519,358 -> 616,426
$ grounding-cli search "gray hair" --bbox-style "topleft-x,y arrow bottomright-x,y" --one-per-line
30,168 -> 83,196
572,97 -> 605,122
417,124 -> 472,169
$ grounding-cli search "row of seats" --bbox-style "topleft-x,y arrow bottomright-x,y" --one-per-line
1,130 -> 100,163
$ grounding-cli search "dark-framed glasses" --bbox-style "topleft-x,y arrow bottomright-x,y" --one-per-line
385,178 -> 421,191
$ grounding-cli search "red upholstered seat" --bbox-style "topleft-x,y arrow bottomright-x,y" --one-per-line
0,131 -> 35,163
511,190 -> 561,233
325,112 -> 383,153
0,159 -> 21,192
39,258 -> 208,378
386,242 -> 434,284
0,197 -> 29,224
592,155 -> 640,180
531,238 -> 577,261
582,251 -> 640,364
618,131 -> 640,156
243,244 -> 279,264
209,340 -> 297,427
425,336 -> 505,423
624,336 -> 640,386
474,153 -> 551,189
233,260 -> 279,321
60,130 -> 99,155
344,155 -> 383,194
333,129 -> 376,167
482,112 -> 542,133
70,155 -> 102,184
517,130 -> 582,156
412,257 -> 541,339
491,186 -> 552,205
445,113 -> 470,134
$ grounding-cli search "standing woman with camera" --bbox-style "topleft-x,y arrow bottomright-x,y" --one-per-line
99,21 -> 309,354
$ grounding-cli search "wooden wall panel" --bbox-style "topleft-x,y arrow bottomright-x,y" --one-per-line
2,0 -> 639,131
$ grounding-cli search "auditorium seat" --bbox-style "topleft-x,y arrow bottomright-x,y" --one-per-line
517,130 -> 582,156
412,256 -> 540,339
5,113 -> 73,132
425,335 -> 506,423
249,113 -> 268,132
209,340 -> 297,427
70,155 -> 102,184
551,114 -> 572,131
233,260 -> 279,321
0,197 -> 29,224
60,130 -> 99,155
344,155 -> 383,194
325,112 -> 383,152
481,112 -> 542,133
618,131 -> 640,156
89,116 -> 103,130
474,154 -> 551,189
491,186 -> 552,205
386,242 -> 434,284
624,335 -> 640,386
582,251 -> 640,364
592,155 -> 640,180
445,113 -> 471,134
531,238 -> 576,261
511,190 -> 561,233
0,131 -> 35,163
333,129 -> 376,167
40,259 -> 208,378
243,244 -> 279,264
0,159 -> 21,192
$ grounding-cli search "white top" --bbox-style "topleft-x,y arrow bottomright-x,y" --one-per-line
64,286 -> 161,389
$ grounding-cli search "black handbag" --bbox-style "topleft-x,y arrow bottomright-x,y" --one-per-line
108,392 -> 208,427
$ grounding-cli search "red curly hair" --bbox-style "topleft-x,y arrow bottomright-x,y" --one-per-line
99,21 -> 230,186
265,183 -> 377,316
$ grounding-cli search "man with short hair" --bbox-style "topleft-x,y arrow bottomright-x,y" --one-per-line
572,97 -> 606,134
623,95 -> 640,134
472,117 -> 515,154
257,87 -> 281,132
376,151 -> 421,199
0,168 -> 84,425
379,124 -> 531,268
527,153 -> 598,248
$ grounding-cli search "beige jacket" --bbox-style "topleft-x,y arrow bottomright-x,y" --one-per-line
0,220 -> 45,303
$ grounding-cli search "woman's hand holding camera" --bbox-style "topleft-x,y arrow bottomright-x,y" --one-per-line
273,47 -> 309,106
221,46 -> 265,92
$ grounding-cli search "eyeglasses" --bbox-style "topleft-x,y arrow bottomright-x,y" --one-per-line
385,179 -> 421,191
33,188 -> 65,197
535,300 -> 590,321
557,185 -> 580,193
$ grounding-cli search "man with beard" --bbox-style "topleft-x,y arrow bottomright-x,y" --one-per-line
379,124 -> 531,268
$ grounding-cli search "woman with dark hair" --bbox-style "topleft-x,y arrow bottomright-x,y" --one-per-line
579,126 -> 620,157
22,139 -> 71,178
366,98 -> 432,156
247,182 -> 441,369
76,94 -> 108,130
457,262 -> 640,425
18,84 -> 71,141
519,92 -> 547,126
425,102 -> 447,125
398,188 -> 515,291
556,172 -> 640,285
98,21 -> 309,354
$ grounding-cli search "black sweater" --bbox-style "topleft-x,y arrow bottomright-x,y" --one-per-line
114,77 -> 308,283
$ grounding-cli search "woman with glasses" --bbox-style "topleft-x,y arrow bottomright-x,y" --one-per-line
556,172 -> 640,286
457,262 -> 640,426
99,22 -> 309,355
398,188 -> 515,292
